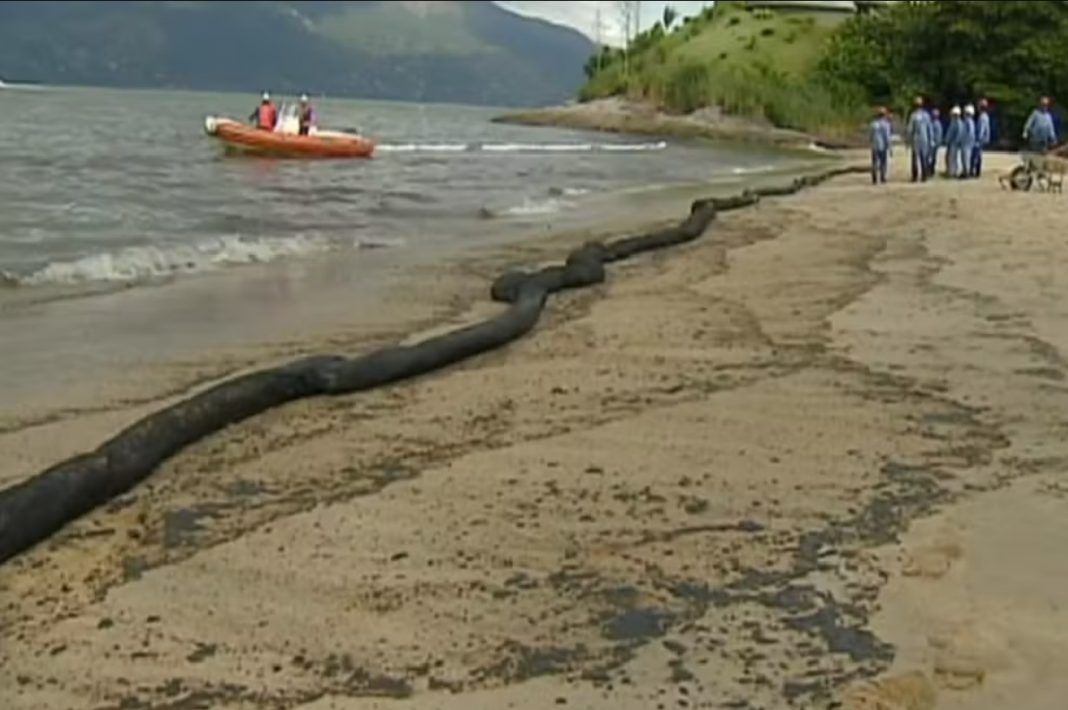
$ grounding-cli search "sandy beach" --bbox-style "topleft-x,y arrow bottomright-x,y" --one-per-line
3,152 -> 1068,709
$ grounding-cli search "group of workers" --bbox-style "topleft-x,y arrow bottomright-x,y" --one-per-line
249,92 -> 316,135
869,96 -> 1059,185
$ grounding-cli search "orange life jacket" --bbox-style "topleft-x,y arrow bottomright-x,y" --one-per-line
257,103 -> 277,130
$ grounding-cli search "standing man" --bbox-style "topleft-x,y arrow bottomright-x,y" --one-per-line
927,107 -> 943,178
945,106 -> 963,177
961,105 -> 977,180
906,96 -> 932,183
1023,96 -> 1057,153
869,106 -> 892,185
972,98 -> 991,177
298,93 -> 316,136
249,92 -> 277,131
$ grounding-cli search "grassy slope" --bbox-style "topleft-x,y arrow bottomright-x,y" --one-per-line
581,3 -> 860,138
670,10 -> 841,77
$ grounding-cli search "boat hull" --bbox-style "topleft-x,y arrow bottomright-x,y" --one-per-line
204,117 -> 375,158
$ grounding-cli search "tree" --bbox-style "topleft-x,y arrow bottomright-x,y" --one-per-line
853,1 -> 886,16
584,45 -> 617,79
819,1 -> 1068,146
583,52 -> 599,79
663,5 -> 678,29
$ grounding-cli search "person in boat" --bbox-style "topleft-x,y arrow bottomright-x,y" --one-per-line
249,92 -> 277,131
298,94 -> 316,136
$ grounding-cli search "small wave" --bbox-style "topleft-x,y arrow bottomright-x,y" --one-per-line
383,190 -> 439,204
730,164 -> 778,176
548,186 -> 590,197
357,236 -> 406,250
501,198 -> 563,217
7,233 -> 392,287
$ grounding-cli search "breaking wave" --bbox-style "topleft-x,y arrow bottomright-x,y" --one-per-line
3,234 -> 402,287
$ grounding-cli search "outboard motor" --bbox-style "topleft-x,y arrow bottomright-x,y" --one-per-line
274,103 -> 300,134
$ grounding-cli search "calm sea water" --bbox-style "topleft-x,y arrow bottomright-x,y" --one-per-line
0,86 -> 802,289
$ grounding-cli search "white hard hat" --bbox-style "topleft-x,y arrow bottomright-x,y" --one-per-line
951,105 -> 961,115
964,104 -> 975,115
262,91 -> 270,101
300,93 -> 309,102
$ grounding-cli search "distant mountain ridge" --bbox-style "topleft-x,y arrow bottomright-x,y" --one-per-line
0,1 -> 593,106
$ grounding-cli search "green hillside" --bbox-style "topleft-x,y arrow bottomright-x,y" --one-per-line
0,1 -> 593,107
313,1 -> 487,56
581,2 -> 862,137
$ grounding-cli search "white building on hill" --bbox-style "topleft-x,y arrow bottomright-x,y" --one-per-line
745,1 -> 892,14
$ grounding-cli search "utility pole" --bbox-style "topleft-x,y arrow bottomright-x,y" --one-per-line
614,0 -> 642,79
617,1 -> 632,79
594,6 -> 603,70
593,6 -> 606,72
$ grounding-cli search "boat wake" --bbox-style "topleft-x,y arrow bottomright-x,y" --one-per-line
0,79 -> 45,91
376,141 -> 668,154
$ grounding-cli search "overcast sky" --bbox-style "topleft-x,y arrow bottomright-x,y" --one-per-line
496,1 -> 713,46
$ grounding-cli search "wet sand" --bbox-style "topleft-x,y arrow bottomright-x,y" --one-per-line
0,165 -> 825,437
3,153 -> 1068,709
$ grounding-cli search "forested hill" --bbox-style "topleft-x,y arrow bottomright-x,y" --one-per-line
579,1 -> 1068,146
0,1 -> 593,107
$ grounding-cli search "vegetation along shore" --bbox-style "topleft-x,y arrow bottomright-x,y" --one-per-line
497,1 -> 1068,150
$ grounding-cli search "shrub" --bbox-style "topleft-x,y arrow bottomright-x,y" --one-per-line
664,61 -> 712,114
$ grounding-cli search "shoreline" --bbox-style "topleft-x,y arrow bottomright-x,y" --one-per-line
0,163 -> 863,559
5,153 -> 1067,709
493,97 -> 861,151
0,160 -> 833,434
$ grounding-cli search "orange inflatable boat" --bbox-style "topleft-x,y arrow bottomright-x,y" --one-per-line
203,116 -> 375,158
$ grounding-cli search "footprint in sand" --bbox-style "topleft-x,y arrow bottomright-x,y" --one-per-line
839,670 -> 937,710
902,540 -> 963,580
929,623 -> 1011,690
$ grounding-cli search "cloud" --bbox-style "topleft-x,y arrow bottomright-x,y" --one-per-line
495,1 -> 712,46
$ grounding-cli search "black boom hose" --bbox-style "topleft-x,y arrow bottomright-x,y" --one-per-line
0,166 -> 866,566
